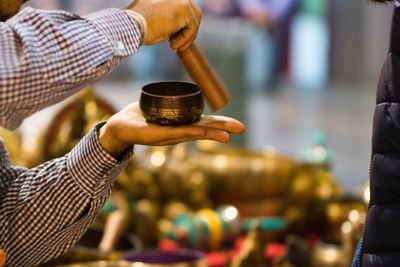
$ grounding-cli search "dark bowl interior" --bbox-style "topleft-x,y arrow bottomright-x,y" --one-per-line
140,82 -> 204,126
122,250 -> 205,264
142,82 -> 199,96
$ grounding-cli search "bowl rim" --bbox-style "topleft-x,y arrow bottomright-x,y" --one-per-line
141,81 -> 201,99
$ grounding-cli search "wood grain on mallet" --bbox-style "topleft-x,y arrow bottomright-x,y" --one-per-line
178,43 -> 230,111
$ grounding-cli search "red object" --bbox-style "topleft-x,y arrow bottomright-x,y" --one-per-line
307,233 -> 320,247
231,236 -> 246,259
158,239 -> 180,251
206,252 -> 229,267
265,243 -> 286,260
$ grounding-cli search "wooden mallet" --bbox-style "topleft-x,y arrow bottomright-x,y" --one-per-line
177,43 -> 230,111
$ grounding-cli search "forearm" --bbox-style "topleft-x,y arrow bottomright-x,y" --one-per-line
0,123 -> 134,266
0,7 -> 142,130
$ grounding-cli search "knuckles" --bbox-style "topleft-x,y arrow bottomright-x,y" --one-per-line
176,0 -> 191,12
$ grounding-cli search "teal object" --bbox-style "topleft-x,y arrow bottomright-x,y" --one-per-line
303,131 -> 334,165
313,131 -> 327,146
172,214 -> 200,247
259,217 -> 287,231
299,0 -> 328,17
100,199 -> 117,213
243,217 -> 287,232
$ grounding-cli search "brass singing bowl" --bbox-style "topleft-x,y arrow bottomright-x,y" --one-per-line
188,144 -> 298,201
139,81 -> 204,126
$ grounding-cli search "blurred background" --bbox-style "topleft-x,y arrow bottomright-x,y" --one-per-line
3,1 -> 396,266
22,0 -> 393,193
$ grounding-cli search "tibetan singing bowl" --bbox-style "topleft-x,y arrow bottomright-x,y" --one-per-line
140,82 -> 204,126
122,250 -> 207,267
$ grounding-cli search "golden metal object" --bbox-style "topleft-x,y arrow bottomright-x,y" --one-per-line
230,220 -> 266,267
288,167 -> 316,204
311,243 -> 343,267
0,248 -> 6,267
189,144 -> 297,201
140,106 -> 204,126
39,88 -> 116,161
0,127 -> 24,165
310,209 -> 364,267
197,209 -> 223,250
340,221 -> 354,267
140,82 -> 204,126
308,196 -> 366,245
313,171 -> 343,201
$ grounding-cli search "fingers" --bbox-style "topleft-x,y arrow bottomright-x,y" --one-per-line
179,0 -> 202,50
185,126 -> 232,143
194,115 -> 246,134
155,127 -> 231,146
188,0 -> 202,24
153,116 -> 244,143
170,0 -> 202,51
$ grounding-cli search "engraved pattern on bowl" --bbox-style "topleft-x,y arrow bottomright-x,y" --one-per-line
141,106 -> 203,126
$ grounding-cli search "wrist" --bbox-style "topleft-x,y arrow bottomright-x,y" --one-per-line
99,122 -> 128,159
125,9 -> 147,44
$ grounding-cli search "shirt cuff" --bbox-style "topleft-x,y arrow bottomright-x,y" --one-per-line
125,10 -> 147,44
84,8 -> 143,57
66,122 -> 134,197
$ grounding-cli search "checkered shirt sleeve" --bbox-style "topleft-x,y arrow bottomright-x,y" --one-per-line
0,7 -> 142,130
0,7 -> 142,267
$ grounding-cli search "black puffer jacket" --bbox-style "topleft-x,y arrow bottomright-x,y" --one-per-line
361,3 -> 400,267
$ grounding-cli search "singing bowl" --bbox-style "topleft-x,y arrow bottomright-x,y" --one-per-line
122,250 -> 207,267
139,81 -> 204,126
188,145 -> 298,200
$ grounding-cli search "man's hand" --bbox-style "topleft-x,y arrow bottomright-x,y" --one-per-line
127,0 -> 202,51
0,0 -> 26,21
99,102 -> 245,158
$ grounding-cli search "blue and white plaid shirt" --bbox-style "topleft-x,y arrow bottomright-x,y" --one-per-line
0,7 -> 142,266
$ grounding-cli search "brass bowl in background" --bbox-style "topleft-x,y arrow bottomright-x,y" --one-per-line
188,144 -> 298,201
140,82 -> 204,126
